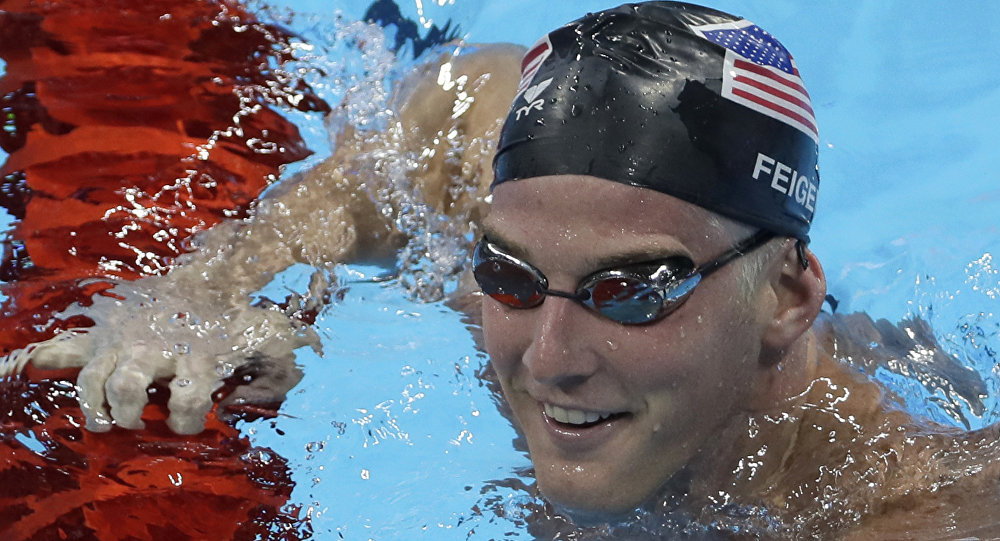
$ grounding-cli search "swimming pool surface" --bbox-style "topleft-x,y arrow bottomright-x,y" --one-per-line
2,1 -> 999,539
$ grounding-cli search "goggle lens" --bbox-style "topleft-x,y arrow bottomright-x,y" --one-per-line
588,278 -> 665,324
475,258 -> 545,309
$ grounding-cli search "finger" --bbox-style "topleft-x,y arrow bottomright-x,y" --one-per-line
1,347 -> 31,377
76,351 -> 118,432
24,330 -> 94,372
104,341 -> 169,430
165,357 -> 223,435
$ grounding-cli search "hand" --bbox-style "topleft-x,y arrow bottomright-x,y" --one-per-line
22,275 -> 321,434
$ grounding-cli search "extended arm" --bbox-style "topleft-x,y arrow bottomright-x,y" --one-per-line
24,43 -> 523,434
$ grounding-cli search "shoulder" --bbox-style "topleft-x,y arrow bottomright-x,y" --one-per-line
808,313 -> 1000,534
392,42 -> 525,118
813,311 -> 987,417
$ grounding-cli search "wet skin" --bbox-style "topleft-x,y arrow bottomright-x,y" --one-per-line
480,174 -> 822,519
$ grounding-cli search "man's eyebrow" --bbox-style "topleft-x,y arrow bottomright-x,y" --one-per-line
479,224 -> 531,260
479,224 -> 688,270
587,246 -> 689,270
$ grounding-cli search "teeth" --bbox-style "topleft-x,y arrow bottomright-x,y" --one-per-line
544,403 -> 616,425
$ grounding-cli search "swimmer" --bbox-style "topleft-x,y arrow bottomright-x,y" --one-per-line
18,1 -> 1000,536
476,3 -> 1000,536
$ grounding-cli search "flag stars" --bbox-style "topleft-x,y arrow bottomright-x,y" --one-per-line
702,24 -> 793,74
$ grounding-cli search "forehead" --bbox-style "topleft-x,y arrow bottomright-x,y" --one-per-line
485,175 -> 717,248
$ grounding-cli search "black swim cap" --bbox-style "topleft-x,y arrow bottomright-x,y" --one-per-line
492,1 -> 820,241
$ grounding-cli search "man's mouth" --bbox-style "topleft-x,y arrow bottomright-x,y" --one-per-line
543,403 -> 629,429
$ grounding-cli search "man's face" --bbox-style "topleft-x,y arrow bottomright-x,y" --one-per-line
481,175 -> 773,518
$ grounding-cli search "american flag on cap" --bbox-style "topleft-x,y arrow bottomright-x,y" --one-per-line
517,34 -> 553,95
689,19 -> 819,143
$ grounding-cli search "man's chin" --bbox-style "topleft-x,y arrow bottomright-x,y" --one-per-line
535,475 -> 646,526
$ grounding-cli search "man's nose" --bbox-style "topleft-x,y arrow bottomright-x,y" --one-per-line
521,294 -> 600,388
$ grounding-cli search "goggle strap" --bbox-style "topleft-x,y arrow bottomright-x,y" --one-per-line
694,231 -> 775,279
796,240 -> 810,270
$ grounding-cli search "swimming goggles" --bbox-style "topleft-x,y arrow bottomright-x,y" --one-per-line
472,230 -> 775,325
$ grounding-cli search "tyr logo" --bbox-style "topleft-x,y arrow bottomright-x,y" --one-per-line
515,78 -> 552,121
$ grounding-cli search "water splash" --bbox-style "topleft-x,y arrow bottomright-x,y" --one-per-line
288,17 -> 495,301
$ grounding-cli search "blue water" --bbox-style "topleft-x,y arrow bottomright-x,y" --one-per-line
246,263 -> 530,537
2,1 -> 999,538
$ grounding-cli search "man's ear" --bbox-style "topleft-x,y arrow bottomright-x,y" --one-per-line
761,243 -> 826,353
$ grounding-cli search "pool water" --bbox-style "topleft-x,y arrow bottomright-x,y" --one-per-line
2,1 -> 999,539
243,264 -> 529,538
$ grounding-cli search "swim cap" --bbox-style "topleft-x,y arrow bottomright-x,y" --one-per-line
492,1 -> 820,241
